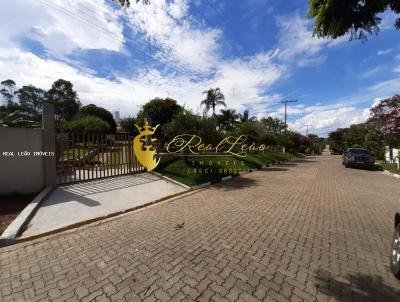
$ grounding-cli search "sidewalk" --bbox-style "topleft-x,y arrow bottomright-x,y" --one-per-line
21,173 -> 187,238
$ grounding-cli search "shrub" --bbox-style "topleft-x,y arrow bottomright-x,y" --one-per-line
77,104 -> 116,133
62,116 -> 111,134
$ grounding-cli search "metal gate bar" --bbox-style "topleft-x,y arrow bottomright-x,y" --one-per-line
56,133 -> 143,185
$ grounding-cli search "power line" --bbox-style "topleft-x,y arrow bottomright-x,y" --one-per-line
203,1 -> 270,69
204,2 -> 245,53
38,0 -> 208,76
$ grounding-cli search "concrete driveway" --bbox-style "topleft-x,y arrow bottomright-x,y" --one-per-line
1,153 -> 400,301
21,173 -> 187,238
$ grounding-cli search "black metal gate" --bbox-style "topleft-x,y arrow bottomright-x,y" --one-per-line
56,133 -> 144,184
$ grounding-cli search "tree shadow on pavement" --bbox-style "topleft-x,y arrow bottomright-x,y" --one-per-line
276,162 -> 297,167
291,159 -> 317,163
347,165 -> 383,172
214,177 -> 258,191
41,189 -> 101,207
314,270 -> 400,301
262,167 -> 288,172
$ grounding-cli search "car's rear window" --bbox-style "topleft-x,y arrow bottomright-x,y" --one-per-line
348,149 -> 369,155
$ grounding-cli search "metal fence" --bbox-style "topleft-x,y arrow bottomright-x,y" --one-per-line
56,133 -> 144,184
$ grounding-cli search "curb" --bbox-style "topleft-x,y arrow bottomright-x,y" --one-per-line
221,175 -> 232,182
3,187 -> 200,247
150,171 -> 191,189
383,170 -> 400,180
0,187 -> 54,245
191,182 -> 212,190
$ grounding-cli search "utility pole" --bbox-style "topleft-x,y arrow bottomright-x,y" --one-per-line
281,99 -> 298,130
306,124 -> 311,136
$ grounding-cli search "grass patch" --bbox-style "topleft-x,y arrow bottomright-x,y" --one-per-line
155,152 -> 294,187
379,162 -> 400,174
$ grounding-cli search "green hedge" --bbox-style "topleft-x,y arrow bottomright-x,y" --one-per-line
155,152 -> 294,186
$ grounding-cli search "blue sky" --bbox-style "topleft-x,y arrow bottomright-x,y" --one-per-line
1,0 -> 400,136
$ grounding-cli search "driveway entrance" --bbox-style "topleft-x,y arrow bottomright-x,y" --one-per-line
21,173 -> 186,238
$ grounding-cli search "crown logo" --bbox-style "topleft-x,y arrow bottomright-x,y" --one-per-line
133,121 -> 160,172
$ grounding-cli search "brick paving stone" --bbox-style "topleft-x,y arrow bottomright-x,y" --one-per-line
1,154 -> 400,301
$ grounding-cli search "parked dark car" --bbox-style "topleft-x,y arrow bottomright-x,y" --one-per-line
343,148 -> 375,169
391,212 -> 400,279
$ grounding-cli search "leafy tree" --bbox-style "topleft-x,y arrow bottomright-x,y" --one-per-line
120,117 -> 137,135
298,134 -> 324,154
328,128 -> 346,153
201,88 -> 226,117
16,85 -> 46,121
1,79 -> 16,107
163,110 -> 221,146
136,97 -> 183,127
278,131 -> 302,154
343,124 -> 368,148
217,109 -> 239,132
46,79 -> 81,121
261,117 -> 286,134
236,121 -> 265,144
308,0 -> 400,40
239,110 -> 256,123
365,132 -> 385,159
77,104 -> 116,133
329,122 -> 385,158
62,116 -> 111,134
312,137 -> 326,155
368,95 -> 400,147
262,132 -> 279,146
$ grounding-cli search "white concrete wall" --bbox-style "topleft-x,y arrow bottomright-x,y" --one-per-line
0,128 -> 44,194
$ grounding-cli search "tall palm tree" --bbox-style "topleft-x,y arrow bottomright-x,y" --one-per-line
201,88 -> 226,117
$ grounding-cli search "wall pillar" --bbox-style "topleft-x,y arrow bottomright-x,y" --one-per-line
42,103 -> 57,187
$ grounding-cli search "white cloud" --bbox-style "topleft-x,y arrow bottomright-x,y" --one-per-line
0,0 -> 124,56
377,49 -> 392,56
285,87 -> 397,136
125,0 -> 221,73
289,107 -> 366,136
0,42 -> 286,118
1,0 -> 393,139
379,10 -> 399,31
0,0 -> 295,118
274,13 -> 345,66
361,66 -> 382,78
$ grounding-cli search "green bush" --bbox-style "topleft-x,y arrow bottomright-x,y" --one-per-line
62,116 -> 111,134
156,152 -> 294,186
235,121 -> 265,144
77,104 -> 116,133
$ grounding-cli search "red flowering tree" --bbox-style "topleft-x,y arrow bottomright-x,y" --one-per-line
368,95 -> 400,147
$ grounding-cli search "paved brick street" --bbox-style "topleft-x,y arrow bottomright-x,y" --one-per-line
1,154 -> 400,301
